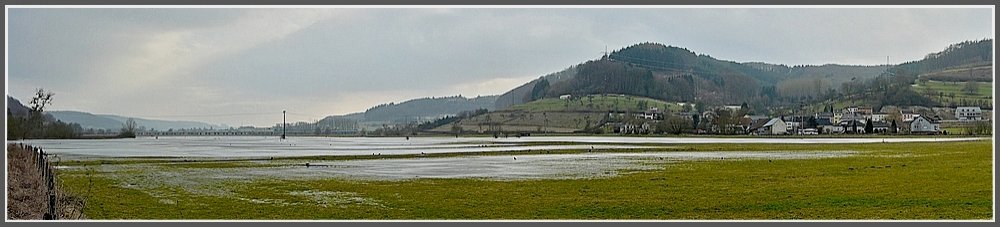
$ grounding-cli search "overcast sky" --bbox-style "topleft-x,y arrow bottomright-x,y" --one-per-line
6,7 -> 993,127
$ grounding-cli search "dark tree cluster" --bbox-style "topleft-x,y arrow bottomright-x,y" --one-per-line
7,89 -> 84,139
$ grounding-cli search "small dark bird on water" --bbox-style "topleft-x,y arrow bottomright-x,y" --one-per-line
305,163 -> 310,167
513,157 -> 517,160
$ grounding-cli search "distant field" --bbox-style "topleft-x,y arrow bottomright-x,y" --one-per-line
918,64 -> 992,82
509,95 -> 683,113
56,140 -> 992,219
911,80 -> 992,106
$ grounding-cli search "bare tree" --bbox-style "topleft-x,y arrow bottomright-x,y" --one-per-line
29,88 -> 54,113
120,118 -> 138,138
23,88 -> 55,138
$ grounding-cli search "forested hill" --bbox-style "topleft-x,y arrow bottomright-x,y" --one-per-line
823,38 -> 993,110
7,96 -> 30,117
364,95 -> 498,122
893,39 -> 993,77
497,43 -> 773,108
608,42 -> 790,85
495,42 -> 897,109
493,66 -> 577,109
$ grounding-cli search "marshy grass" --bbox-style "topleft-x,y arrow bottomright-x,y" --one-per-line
55,140 -> 992,219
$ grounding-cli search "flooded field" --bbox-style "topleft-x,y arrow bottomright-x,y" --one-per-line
11,136 -> 983,159
247,151 -> 855,180
44,139 -> 992,219
66,150 -> 856,202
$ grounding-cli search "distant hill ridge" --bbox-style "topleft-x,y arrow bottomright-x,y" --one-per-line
363,95 -> 498,122
493,40 -> 991,109
47,110 -> 222,130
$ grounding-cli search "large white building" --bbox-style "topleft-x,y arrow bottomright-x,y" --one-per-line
955,107 -> 983,121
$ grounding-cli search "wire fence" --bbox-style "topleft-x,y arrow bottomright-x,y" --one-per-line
8,143 -> 60,220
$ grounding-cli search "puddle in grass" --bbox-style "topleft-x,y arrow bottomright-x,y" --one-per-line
265,151 -> 856,180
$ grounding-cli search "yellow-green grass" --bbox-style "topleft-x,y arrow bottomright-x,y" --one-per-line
56,140 -> 993,219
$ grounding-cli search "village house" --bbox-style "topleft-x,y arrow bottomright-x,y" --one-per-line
840,112 -> 865,125
838,119 -> 865,134
641,107 -> 664,120
817,118 -> 844,134
832,112 -> 843,125
955,106 -> 983,121
750,118 -> 787,135
870,112 -> 888,122
844,106 -> 873,115
740,115 -> 770,133
871,121 -> 892,134
905,116 -> 940,134
901,110 -> 920,122
781,115 -> 811,133
815,112 -> 834,121
858,107 -> 873,115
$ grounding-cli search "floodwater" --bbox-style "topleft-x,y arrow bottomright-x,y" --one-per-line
11,136 -> 984,159
91,151 -> 856,188
263,151 -> 855,180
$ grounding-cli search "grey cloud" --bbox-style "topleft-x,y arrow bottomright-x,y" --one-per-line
6,8 -> 992,126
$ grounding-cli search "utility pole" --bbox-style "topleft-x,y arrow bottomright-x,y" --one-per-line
602,45 -> 609,59
886,56 -> 890,75
281,110 -> 286,140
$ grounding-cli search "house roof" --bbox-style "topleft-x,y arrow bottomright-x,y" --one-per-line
751,118 -> 783,130
906,115 -> 939,124
839,119 -> 863,126
763,118 -> 782,127
817,118 -> 834,126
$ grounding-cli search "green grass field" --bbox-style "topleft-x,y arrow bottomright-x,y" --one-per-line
912,80 -> 992,105
54,140 -> 993,220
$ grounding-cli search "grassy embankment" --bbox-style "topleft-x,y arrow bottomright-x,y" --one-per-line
54,140 -> 992,219
7,144 -> 86,219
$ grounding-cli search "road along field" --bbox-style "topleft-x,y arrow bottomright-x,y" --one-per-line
37,137 -> 994,219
